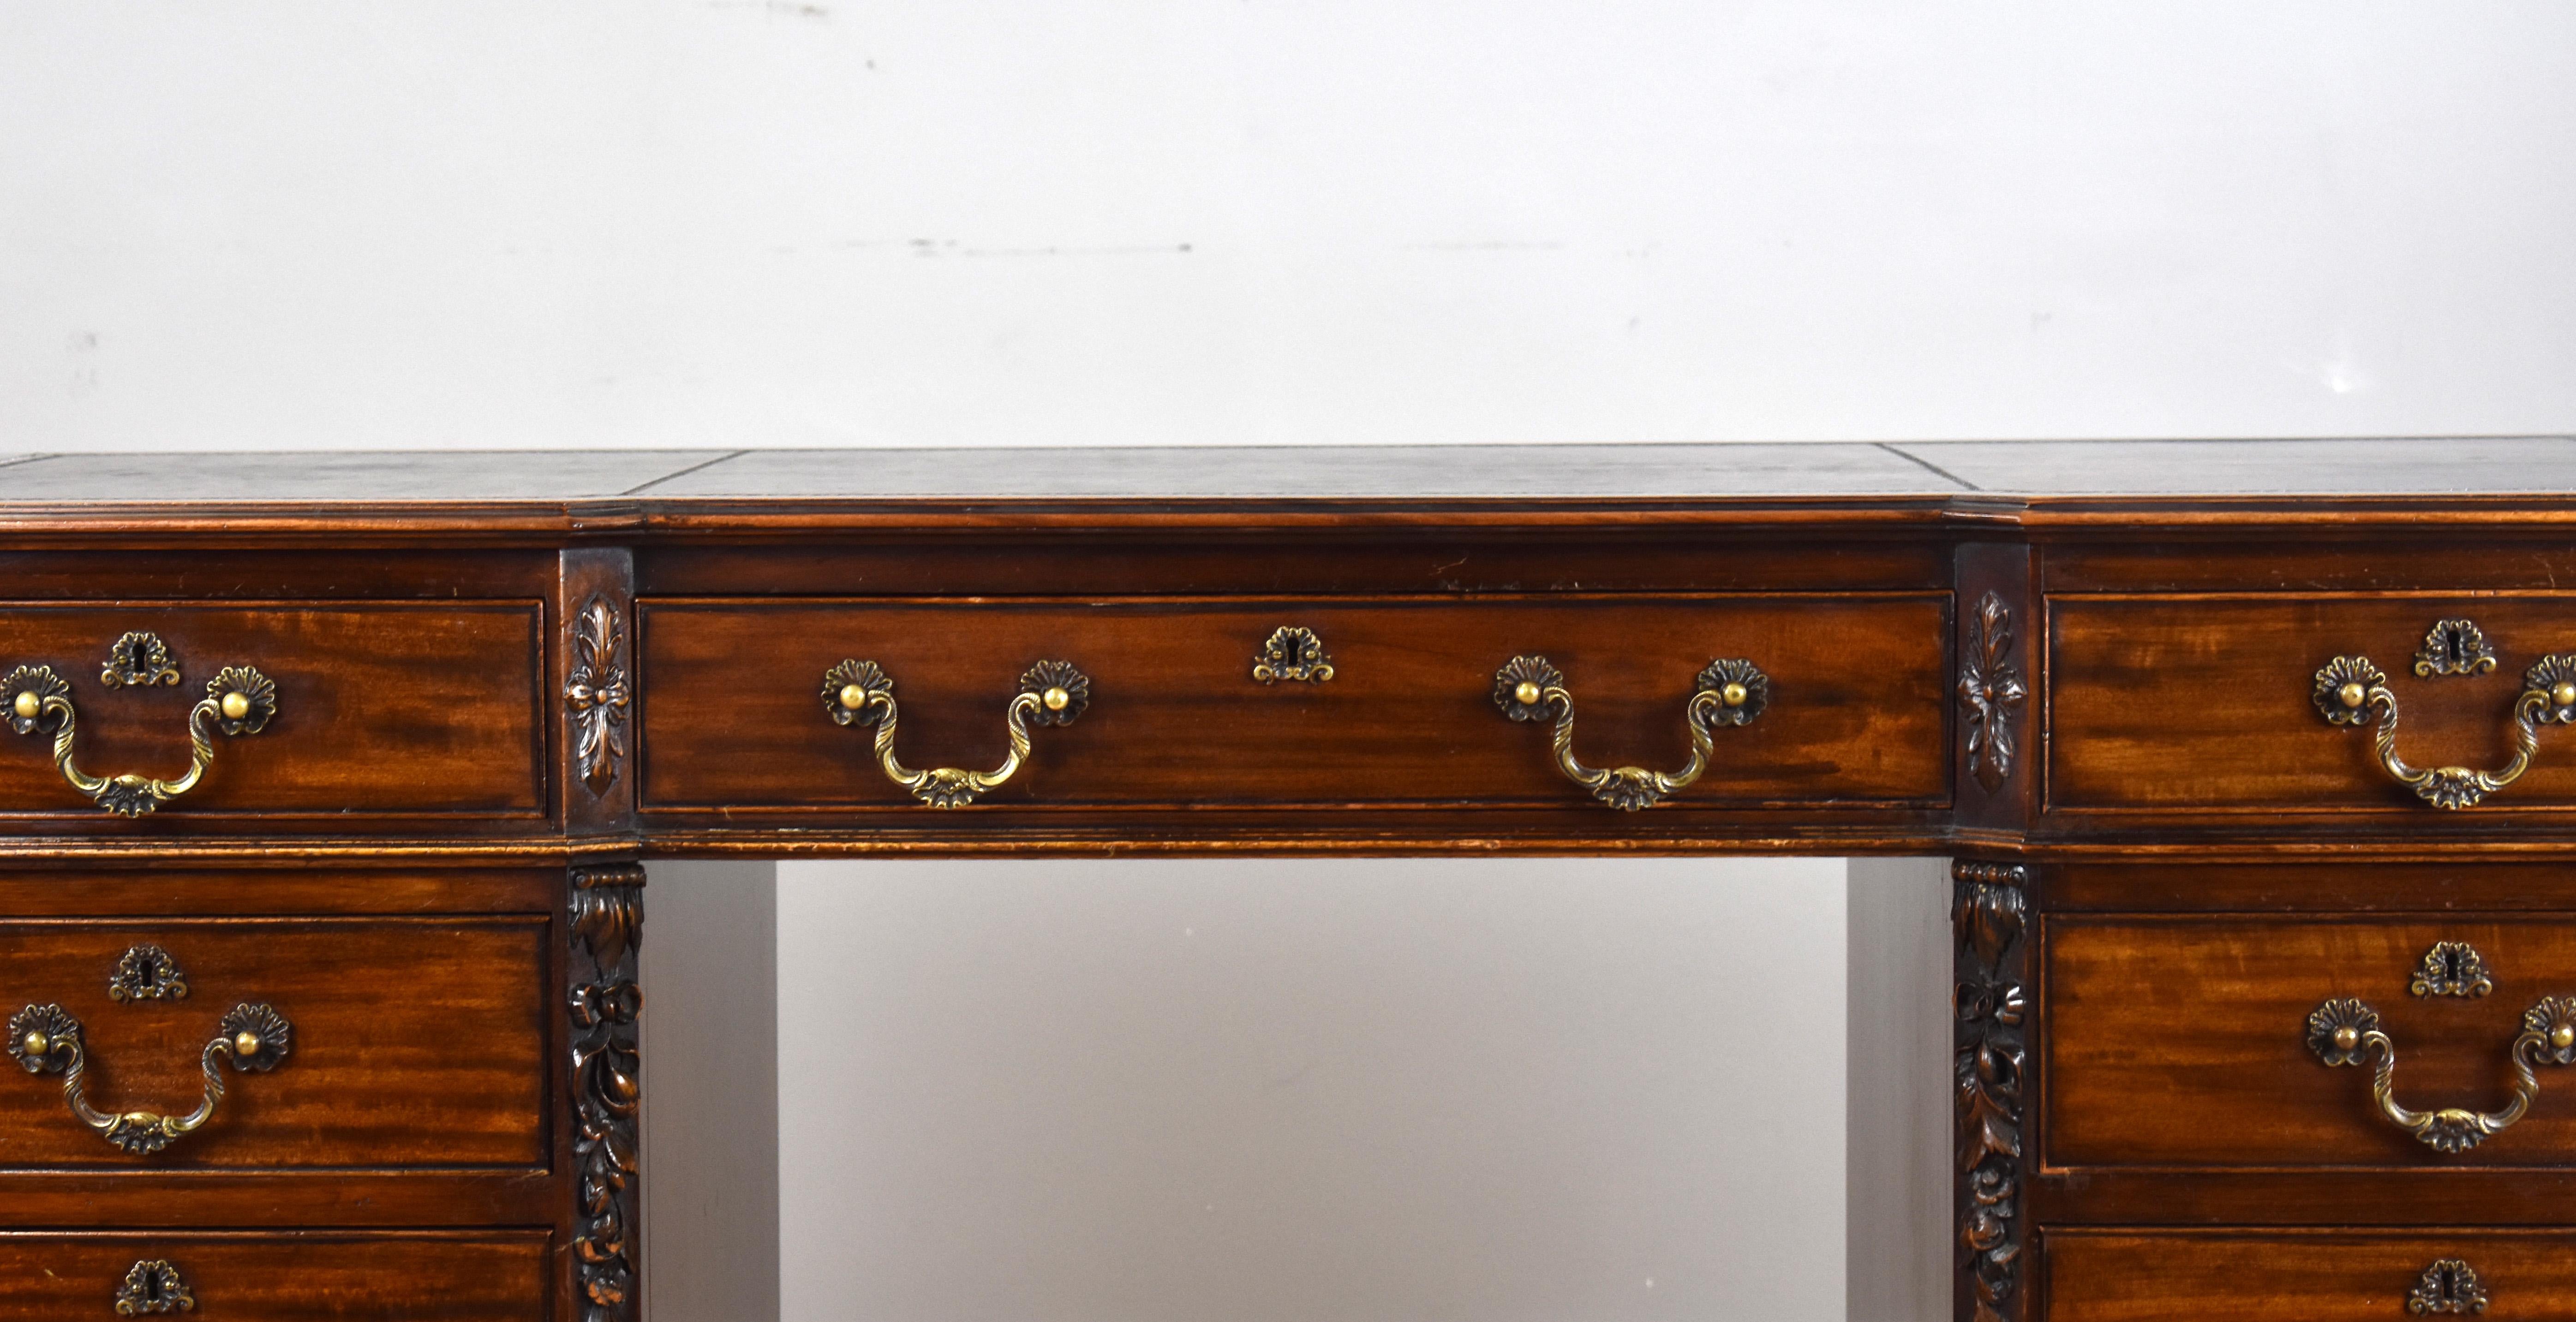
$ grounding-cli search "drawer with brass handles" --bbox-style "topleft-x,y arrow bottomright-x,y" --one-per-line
637,594 -> 1951,814
2051,595 -> 2576,817
2044,1229 -> 2576,1321
0,1231 -> 549,1319
0,606 -> 545,823
2047,917 -> 2576,1168
0,919 -> 546,1169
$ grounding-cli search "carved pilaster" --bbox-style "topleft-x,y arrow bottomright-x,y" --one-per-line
569,863 -> 645,1322
566,595 -> 632,798
557,548 -> 637,836
1954,861 -> 2029,1322
1959,591 -> 2026,795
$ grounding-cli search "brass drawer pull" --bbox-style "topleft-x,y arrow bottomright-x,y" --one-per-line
2307,995 -> 2576,1153
822,658 -> 1089,808
1493,655 -> 1768,811
7,1001 -> 292,1155
3,663 -> 278,817
2313,649 -> 2576,809
114,1259 -> 194,1315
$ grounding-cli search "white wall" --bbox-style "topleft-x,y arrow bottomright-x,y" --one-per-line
5,4 -> 2572,451
776,858 -> 1850,1322
10,6 -> 2576,1322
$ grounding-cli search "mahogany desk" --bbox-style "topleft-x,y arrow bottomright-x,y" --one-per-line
1,437 -> 2573,1319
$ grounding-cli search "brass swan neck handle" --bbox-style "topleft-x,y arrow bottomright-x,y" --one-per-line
3,664 -> 278,817
2313,652 -> 2576,809
823,658 -> 1089,808
1493,655 -> 1768,811
8,1001 -> 293,1155
2307,995 -> 2576,1153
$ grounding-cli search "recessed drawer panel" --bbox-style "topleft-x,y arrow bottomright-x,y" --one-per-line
0,603 -> 543,820
2050,594 -> 2576,814
0,919 -> 546,1169
0,1231 -> 548,1320
2046,1230 -> 2576,1321
2048,917 -> 2576,1167
637,595 -> 1952,812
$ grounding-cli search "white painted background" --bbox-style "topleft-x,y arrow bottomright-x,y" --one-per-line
6,5 -> 2576,1321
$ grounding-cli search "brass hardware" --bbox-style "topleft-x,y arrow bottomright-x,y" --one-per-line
1251,627 -> 1335,684
108,945 -> 189,1003
99,632 -> 180,689
2415,619 -> 2499,677
2312,651 -> 2576,809
2,662 -> 277,817
1493,654 -> 1768,811
2409,1259 -> 2489,1315
2412,942 -> 2495,999
6,1001 -> 291,1155
822,658 -> 1089,808
114,1259 -> 194,1315
2306,995 -> 2576,1153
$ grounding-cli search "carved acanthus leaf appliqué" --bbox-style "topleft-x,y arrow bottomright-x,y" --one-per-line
570,863 -> 645,1322
566,596 -> 632,798
1959,592 -> 2026,794
1954,861 -> 2028,1322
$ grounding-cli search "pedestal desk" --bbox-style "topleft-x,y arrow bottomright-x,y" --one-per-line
2,438 -> 2574,1320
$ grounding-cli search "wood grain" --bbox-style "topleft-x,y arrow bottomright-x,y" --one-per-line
2050,594 -> 2576,814
0,1230 -> 549,1320
0,602 -> 544,822
637,595 -> 1952,813
2047,917 -> 2576,1167
2044,1229 -> 2576,1321
0,918 -> 546,1169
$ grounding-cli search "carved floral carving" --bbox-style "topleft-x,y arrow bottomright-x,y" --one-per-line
1954,861 -> 2028,1322
566,596 -> 632,798
1958,593 -> 2026,794
570,863 -> 645,1322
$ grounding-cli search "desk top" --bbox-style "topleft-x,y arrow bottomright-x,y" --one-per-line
0,437 -> 2570,505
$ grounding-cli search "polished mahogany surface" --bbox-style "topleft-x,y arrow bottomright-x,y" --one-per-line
0,438 -> 2567,1321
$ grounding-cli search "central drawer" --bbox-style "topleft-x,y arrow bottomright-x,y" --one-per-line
637,595 -> 1952,812
2048,915 -> 2576,1168
0,917 -> 548,1170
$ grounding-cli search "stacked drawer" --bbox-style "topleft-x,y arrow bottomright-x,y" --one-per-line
0,866 -> 562,1319
2030,863 -> 2576,1319
0,598 -> 574,1316
2034,590 -> 2576,1318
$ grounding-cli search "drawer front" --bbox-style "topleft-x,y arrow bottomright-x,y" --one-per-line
0,1231 -> 547,1319
2046,1230 -> 2576,1321
2048,917 -> 2576,1167
0,919 -> 546,1168
2050,593 -> 2576,814
0,603 -> 543,820
639,595 -> 1951,811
